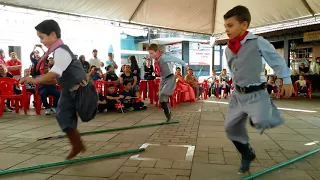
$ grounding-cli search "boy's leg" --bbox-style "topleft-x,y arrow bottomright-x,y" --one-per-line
56,93 -> 85,160
159,77 -> 176,121
244,90 -> 284,134
225,94 -> 255,174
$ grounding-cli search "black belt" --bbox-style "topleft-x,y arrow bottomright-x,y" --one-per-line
165,74 -> 174,79
236,83 -> 266,94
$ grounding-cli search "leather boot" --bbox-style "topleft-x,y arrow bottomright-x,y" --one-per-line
160,102 -> 171,122
232,141 -> 256,174
65,128 -> 86,159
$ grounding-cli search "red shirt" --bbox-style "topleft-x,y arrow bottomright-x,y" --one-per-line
6,59 -> 22,76
0,58 -> 5,65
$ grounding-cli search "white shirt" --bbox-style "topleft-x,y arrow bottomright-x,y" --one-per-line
50,47 -> 72,77
89,57 -> 102,68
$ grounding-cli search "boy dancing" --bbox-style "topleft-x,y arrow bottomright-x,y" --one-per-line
223,6 -> 293,173
20,20 -> 98,159
147,44 -> 188,121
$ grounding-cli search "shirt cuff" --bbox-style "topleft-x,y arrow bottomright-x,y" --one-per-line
282,77 -> 292,84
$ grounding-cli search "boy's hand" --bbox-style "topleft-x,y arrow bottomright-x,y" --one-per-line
125,96 -> 132,100
20,77 -> 37,84
281,84 -> 294,98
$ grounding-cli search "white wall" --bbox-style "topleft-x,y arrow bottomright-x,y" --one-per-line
0,9 -> 121,75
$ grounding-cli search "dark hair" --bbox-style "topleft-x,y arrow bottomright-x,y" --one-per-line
316,57 -> 320,60
35,20 -> 61,38
224,5 -> 251,27
78,55 -> 85,61
176,67 -> 181,70
93,49 -> 98,53
188,68 -> 193,71
108,53 -> 113,57
129,56 -> 138,65
120,65 -> 125,72
108,84 -> 115,88
106,64 -> 113,71
123,80 -> 132,86
90,65 -> 96,70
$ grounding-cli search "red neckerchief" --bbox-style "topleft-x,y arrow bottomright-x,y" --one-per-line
36,39 -> 64,74
228,31 -> 248,55
153,52 -> 163,76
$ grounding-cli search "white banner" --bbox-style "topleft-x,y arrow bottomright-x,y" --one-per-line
189,42 -> 212,65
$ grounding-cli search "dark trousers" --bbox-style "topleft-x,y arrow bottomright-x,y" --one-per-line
123,101 -> 144,110
298,85 -> 308,93
218,85 -> 230,94
98,100 -> 117,112
39,86 -> 61,109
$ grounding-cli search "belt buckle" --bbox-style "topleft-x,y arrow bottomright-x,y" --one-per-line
239,87 -> 246,93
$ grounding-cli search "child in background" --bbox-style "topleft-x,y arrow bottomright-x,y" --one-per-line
296,75 -> 308,95
120,80 -> 147,111
98,84 -> 122,113
24,69 -> 36,94
266,76 -> 277,95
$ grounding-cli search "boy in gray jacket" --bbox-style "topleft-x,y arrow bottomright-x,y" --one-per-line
223,6 -> 293,173
147,44 -> 188,121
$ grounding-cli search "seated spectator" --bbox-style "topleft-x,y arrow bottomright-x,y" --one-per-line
185,69 -> 204,99
6,52 -> 22,80
105,64 -> 119,82
38,69 -> 60,115
24,69 -> 36,95
207,70 -> 218,97
120,64 -> 140,98
48,57 -> 54,69
296,75 -> 308,95
175,67 -> 195,101
267,76 -> 277,95
89,65 -> 103,81
98,84 -> 122,113
120,80 -> 147,111
218,69 -> 230,99
0,64 -> 21,112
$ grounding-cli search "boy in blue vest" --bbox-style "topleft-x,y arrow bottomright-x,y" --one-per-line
20,20 -> 98,159
223,6 -> 293,174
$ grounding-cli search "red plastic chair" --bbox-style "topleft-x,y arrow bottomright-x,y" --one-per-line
294,80 -> 312,100
0,78 -> 23,116
139,80 -> 148,100
94,80 -> 103,94
21,84 -> 37,114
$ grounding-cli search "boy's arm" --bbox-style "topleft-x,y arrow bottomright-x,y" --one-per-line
161,54 -> 187,67
257,37 -> 292,84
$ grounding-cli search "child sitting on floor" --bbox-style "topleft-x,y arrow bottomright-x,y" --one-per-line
120,80 -> 147,111
267,76 -> 277,96
98,84 -> 123,113
295,75 -> 308,95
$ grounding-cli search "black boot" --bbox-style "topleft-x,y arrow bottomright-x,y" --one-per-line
232,141 -> 256,174
160,102 -> 171,122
